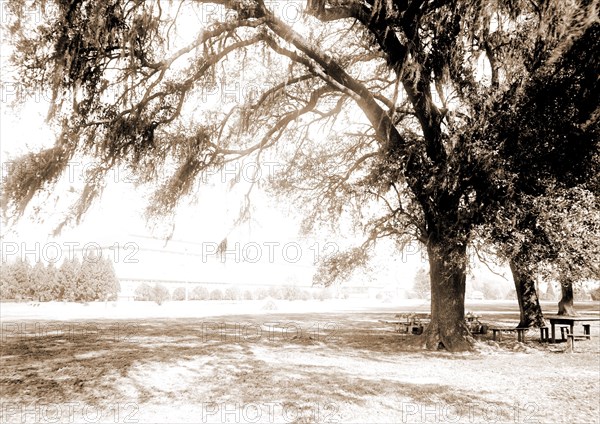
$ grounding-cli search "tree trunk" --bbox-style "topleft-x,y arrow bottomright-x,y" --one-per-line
509,259 -> 545,328
423,239 -> 473,352
558,279 -> 576,316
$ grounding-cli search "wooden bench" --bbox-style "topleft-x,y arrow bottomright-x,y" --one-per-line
490,327 -> 527,342
559,325 -> 570,341
565,329 -> 591,352
554,324 -> 588,342
582,324 -> 591,340
547,316 -> 600,343
565,326 -> 594,352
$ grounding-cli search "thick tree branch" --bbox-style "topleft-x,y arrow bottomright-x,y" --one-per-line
262,9 -> 407,158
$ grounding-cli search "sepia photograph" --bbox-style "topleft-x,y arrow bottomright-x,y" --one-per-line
1,1 -> 599,423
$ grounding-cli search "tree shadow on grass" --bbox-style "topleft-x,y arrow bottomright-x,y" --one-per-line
0,314 -> 595,417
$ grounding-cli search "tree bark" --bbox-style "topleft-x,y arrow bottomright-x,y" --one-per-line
558,279 -> 576,316
509,259 -> 545,328
423,239 -> 474,352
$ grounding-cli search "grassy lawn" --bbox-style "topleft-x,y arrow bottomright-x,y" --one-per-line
1,301 -> 599,423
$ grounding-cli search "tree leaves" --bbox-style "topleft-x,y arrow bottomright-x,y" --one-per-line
2,0 -> 597,288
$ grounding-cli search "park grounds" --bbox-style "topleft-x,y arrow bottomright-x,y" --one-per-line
1,299 -> 599,423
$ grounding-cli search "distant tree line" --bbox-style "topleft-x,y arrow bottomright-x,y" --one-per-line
134,284 -> 334,304
412,266 -> 598,302
0,254 -> 120,302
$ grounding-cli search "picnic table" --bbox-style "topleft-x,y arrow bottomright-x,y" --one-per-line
545,315 -> 600,343
379,313 -> 431,335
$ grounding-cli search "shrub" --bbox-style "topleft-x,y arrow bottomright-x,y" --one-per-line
243,290 -> 254,300
134,283 -> 153,301
224,287 -> 240,300
282,285 -> 302,300
590,287 -> 600,301
152,284 -> 170,305
172,287 -> 187,301
190,286 -> 209,300
210,289 -> 223,300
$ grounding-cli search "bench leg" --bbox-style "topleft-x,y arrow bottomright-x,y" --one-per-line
560,326 -> 569,341
540,327 -> 549,342
567,335 -> 575,353
583,324 -> 591,340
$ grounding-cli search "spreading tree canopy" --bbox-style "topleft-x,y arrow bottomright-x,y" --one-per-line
2,0 -> 598,351
479,22 -> 600,326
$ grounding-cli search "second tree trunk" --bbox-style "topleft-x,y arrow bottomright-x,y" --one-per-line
509,258 -> 545,328
558,279 -> 576,316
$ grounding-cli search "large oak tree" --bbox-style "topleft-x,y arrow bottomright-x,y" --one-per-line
2,0 -> 598,350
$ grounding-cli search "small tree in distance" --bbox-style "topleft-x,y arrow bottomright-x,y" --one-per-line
45,262 -> 60,301
12,258 -> 33,301
190,286 -> 210,300
134,283 -> 153,301
152,284 -> 170,305
172,287 -> 187,301
58,257 -> 80,301
0,260 -> 18,300
30,261 -> 48,301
